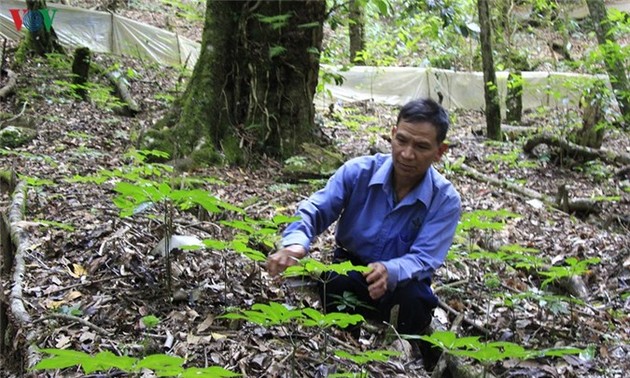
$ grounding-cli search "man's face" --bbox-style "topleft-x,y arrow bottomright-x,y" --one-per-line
391,120 -> 447,184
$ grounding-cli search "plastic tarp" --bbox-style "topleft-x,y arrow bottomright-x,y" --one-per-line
0,0 -> 622,110
321,66 -> 607,111
0,0 -> 199,68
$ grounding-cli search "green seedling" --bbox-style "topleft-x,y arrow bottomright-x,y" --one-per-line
457,209 -> 521,234
141,315 -> 160,329
332,349 -> 401,378
419,331 -> 583,364
221,302 -> 304,327
300,308 -> 364,329
221,302 -> 364,330
468,244 -> 544,270
539,257 -> 600,288
283,259 -> 371,278
19,175 -> 55,187
33,349 -> 238,377
329,291 -> 375,313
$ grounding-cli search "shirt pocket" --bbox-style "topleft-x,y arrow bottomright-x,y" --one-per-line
399,230 -> 415,244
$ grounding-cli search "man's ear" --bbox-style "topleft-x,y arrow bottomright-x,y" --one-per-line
435,143 -> 448,161
391,126 -> 397,140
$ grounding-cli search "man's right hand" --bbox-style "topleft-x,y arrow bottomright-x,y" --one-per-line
266,244 -> 307,277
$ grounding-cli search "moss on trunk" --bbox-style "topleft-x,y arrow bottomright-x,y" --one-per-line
147,0 -> 326,164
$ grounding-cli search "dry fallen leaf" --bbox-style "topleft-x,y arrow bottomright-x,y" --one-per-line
67,263 -> 87,278
197,313 -> 215,333
63,290 -> 82,301
211,332 -> 227,341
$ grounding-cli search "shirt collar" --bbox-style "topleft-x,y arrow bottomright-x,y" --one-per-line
369,155 -> 435,208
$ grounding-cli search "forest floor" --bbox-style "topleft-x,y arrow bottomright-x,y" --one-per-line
1,1 -> 630,378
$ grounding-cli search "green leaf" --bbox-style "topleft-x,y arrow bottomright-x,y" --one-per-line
203,239 -> 228,250
33,349 -> 89,370
134,354 -> 184,372
269,45 -> 287,58
221,220 -> 255,234
272,214 -> 301,225
300,308 -> 364,329
283,259 -> 370,278
91,351 -> 137,372
141,315 -> 160,329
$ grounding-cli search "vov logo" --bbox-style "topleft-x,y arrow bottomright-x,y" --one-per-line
9,8 -> 58,32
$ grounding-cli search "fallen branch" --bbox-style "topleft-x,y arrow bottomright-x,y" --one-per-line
42,274 -> 135,296
437,299 -> 490,336
8,181 -> 30,325
6,181 -> 40,369
2,101 -> 28,124
104,71 -> 140,115
523,132 -> 630,166
0,69 -> 17,100
460,163 -> 601,214
33,313 -> 112,337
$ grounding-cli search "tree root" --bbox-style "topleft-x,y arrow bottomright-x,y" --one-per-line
524,132 -> 630,166
5,181 -> 40,369
0,69 -> 17,100
460,163 -> 601,214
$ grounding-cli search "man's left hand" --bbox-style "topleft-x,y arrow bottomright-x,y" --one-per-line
364,262 -> 388,300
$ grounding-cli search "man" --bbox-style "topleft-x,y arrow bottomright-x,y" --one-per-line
267,98 -> 461,336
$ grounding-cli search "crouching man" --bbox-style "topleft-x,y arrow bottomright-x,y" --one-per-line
267,98 -> 461,338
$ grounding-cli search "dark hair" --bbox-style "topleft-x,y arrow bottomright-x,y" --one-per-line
396,98 -> 449,143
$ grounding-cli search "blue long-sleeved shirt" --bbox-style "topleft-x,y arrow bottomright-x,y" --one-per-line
281,153 -> 461,291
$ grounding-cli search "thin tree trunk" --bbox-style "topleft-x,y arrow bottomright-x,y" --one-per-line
477,0 -> 502,140
71,47 -> 90,100
506,72 -> 523,124
349,0 -> 365,64
585,0 -> 630,121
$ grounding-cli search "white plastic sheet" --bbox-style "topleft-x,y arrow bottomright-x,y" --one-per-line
1,0 -> 623,110
321,66 -> 606,111
0,0 -> 199,67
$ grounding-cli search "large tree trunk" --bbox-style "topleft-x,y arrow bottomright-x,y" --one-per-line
585,0 -> 630,122
477,0 -> 502,140
24,0 -> 63,56
348,0 -> 365,64
149,0 -> 326,163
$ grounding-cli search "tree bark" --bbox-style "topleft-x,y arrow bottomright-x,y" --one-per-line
477,0 -> 502,140
576,81 -> 606,148
348,0 -> 365,64
585,0 -> 630,121
25,0 -> 63,56
506,72 -> 523,124
0,69 -> 18,100
71,47 -> 90,100
149,0 -> 326,163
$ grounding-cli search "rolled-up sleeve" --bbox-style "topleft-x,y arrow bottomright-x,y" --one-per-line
281,164 -> 352,251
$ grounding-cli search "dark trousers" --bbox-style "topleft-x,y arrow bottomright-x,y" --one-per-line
318,250 -> 437,336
